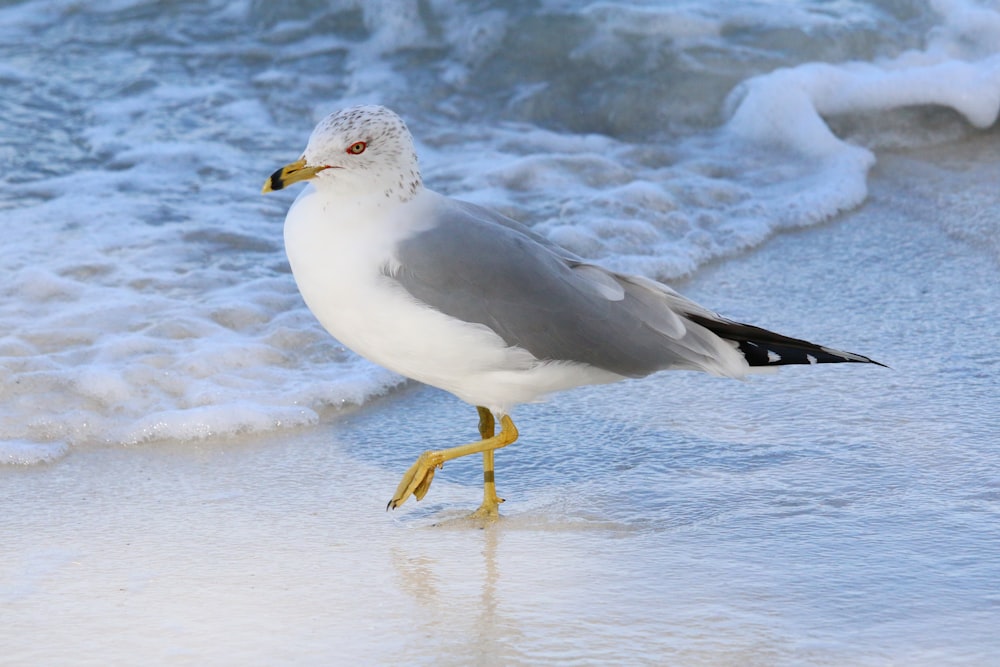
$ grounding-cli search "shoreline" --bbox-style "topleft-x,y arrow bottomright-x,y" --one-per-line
3,143 -> 999,665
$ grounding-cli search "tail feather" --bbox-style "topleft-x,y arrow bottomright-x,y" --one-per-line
686,314 -> 886,368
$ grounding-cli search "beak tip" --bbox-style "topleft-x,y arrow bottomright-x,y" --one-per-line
262,158 -> 316,195
264,167 -> 287,194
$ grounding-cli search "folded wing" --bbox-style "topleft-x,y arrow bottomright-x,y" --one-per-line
388,197 -> 881,379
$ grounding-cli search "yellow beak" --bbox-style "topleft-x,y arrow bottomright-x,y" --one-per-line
261,158 -> 331,193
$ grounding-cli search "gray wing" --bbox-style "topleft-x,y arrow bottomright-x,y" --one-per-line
388,197 -> 741,378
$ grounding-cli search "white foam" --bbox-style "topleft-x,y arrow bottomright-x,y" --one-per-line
725,58 -> 1000,154
0,440 -> 69,465
4,0 -> 1000,461
425,0 -> 1000,280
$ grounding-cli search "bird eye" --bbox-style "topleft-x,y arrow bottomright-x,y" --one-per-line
347,141 -> 367,155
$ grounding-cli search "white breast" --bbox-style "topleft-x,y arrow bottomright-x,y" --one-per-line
283,188 -> 618,412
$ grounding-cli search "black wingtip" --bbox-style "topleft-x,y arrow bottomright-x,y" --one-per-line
859,355 -> 889,369
737,339 -> 886,368
688,313 -> 885,369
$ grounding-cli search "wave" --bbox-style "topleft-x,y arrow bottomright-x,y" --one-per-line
2,0 -> 999,461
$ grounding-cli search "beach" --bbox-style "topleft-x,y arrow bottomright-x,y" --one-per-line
3,1 -> 1000,663
4,139 -> 999,665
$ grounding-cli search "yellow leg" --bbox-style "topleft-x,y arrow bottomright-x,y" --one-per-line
387,410 -> 518,511
472,407 -> 505,519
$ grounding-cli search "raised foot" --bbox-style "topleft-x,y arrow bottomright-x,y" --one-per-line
386,450 -> 445,510
386,414 -> 519,512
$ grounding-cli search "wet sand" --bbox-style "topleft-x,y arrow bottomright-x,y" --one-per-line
3,146 -> 999,665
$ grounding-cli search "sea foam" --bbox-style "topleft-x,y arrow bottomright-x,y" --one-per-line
3,0 -> 1000,462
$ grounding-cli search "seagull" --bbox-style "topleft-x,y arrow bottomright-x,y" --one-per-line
262,105 -> 882,518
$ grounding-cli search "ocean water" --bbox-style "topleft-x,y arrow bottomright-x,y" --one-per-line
2,0 -> 998,459
2,0 -> 1000,663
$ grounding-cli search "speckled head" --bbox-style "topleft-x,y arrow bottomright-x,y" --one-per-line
263,105 -> 423,202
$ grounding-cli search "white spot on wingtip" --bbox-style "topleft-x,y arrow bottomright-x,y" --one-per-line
767,350 -> 781,363
806,354 -> 818,365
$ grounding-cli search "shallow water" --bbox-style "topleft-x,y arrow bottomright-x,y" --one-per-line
3,145 -> 999,664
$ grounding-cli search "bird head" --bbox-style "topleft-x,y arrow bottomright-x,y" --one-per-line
262,105 -> 423,203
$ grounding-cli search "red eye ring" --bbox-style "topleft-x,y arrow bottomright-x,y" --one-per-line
347,141 -> 367,155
